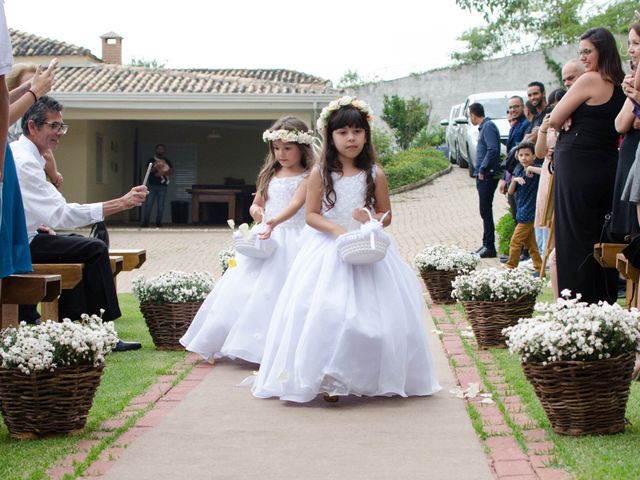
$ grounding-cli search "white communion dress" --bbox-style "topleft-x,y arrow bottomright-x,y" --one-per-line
252,167 -> 441,402
180,174 -> 306,364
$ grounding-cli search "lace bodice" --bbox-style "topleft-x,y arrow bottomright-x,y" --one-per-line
322,170 -> 370,230
264,174 -> 306,228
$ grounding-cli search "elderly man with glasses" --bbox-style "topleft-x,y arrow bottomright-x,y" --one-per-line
10,96 -> 148,351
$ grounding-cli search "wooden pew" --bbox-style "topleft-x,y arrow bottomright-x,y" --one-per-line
616,253 -> 640,309
0,274 -> 62,329
32,258 -> 123,321
109,248 -> 146,271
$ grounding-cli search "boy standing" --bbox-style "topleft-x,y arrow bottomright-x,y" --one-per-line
506,142 -> 542,272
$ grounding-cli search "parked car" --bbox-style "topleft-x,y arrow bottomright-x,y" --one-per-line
440,103 -> 463,164
454,91 -> 527,176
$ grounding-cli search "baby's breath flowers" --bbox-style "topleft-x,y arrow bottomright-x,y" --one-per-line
451,267 -> 543,302
262,129 -> 315,145
316,96 -> 374,132
0,314 -> 118,375
414,245 -> 480,274
503,294 -> 640,364
132,271 -> 214,304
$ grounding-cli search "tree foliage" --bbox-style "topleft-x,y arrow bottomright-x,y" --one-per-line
382,95 -> 431,150
336,69 -> 380,89
452,0 -> 636,64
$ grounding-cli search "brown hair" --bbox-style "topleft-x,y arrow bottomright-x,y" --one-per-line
256,116 -> 314,201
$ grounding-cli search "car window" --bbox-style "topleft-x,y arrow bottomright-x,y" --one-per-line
479,98 -> 508,119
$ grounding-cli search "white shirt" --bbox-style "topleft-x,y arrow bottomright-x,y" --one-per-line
11,135 -> 103,242
0,1 -> 12,76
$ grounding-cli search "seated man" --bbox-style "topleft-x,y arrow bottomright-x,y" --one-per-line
11,96 -> 148,351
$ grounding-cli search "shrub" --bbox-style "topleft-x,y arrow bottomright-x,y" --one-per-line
383,146 -> 449,191
372,127 -> 397,166
410,125 -> 446,148
496,212 -> 516,255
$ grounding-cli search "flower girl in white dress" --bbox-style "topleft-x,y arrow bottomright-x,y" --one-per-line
180,116 -> 314,363
252,97 -> 441,403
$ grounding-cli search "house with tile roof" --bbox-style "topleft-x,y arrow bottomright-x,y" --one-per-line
9,29 -> 337,224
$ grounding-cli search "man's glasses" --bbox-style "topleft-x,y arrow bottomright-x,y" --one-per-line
578,48 -> 593,57
508,105 -> 523,110
40,121 -> 68,134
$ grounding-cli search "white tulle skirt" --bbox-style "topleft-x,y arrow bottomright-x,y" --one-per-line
180,226 -> 302,364
252,227 -> 441,403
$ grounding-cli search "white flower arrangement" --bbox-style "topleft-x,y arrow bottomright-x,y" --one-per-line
316,96 -> 374,132
451,267 -> 544,302
132,271 -> 214,304
218,246 -> 236,274
414,244 -> 480,274
262,129 -> 315,145
0,314 -> 118,375
503,294 -> 640,364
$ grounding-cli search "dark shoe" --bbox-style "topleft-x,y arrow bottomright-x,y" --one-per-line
478,247 -> 497,258
141,223 -> 149,228
499,255 -> 509,263
323,393 -> 339,403
155,223 -> 162,228
113,340 -> 142,352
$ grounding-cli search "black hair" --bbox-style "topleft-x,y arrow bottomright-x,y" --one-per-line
579,27 -> 624,84
319,104 -> 377,210
21,95 -> 63,134
527,81 -> 546,94
468,102 -> 485,117
514,141 -> 536,155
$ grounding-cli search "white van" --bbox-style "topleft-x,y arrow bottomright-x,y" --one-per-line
439,103 -> 464,164
454,91 -> 527,175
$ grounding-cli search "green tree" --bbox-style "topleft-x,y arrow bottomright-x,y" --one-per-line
382,95 -> 431,150
336,69 -> 380,89
129,57 -> 166,68
452,0 -> 636,64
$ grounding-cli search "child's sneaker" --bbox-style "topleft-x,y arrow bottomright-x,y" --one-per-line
518,258 -> 535,271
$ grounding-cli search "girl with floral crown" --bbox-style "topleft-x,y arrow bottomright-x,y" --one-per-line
253,96 -> 441,403
180,116 -> 314,363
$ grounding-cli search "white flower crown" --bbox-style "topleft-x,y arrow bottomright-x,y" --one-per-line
262,129 -> 315,145
316,96 -> 374,132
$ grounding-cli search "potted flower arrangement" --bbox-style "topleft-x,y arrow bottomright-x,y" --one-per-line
0,314 -> 118,438
218,246 -> 236,275
451,268 -> 543,348
132,271 -> 214,350
414,245 -> 480,304
503,293 -> 640,435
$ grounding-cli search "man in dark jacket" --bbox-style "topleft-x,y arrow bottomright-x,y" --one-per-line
470,102 -> 501,258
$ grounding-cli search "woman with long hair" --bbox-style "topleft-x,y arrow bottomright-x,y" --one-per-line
549,27 -> 625,303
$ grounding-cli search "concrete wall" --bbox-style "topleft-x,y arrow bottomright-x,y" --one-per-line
349,43 -> 580,127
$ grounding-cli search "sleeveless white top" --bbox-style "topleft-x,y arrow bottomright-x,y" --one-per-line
264,174 -> 306,228
322,167 -> 375,230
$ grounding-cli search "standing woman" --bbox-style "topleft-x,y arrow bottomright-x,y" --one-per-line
550,27 -> 625,303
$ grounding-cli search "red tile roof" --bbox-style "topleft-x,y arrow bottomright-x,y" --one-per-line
53,65 -> 333,94
10,29 -> 98,59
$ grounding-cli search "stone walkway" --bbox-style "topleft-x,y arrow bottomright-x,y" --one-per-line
46,167 -> 570,479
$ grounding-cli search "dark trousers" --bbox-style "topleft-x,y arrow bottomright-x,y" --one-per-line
476,177 -> 499,250
143,184 -> 168,226
19,234 -> 121,322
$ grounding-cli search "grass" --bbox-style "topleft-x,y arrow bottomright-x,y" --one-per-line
469,287 -> 640,480
0,293 -> 189,480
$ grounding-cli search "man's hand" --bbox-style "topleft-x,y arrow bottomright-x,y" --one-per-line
122,185 -> 148,209
36,224 -> 56,235
498,179 -> 507,194
478,172 -> 485,181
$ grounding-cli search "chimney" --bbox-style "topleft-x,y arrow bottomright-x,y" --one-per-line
100,31 -> 123,65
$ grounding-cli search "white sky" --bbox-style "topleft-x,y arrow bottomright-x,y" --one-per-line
4,0 -> 485,85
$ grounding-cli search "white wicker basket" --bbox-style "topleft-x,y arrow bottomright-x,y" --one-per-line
336,209 -> 390,265
233,224 -> 277,259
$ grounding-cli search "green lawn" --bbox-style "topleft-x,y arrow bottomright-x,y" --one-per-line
0,294 -> 190,480
479,288 -> 640,480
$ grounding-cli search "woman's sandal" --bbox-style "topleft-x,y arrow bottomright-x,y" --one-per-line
323,393 -> 339,403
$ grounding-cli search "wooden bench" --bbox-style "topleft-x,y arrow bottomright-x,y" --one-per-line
0,274 -> 62,329
109,249 -> 146,271
594,243 -> 627,269
616,253 -> 640,309
32,257 -> 124,321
